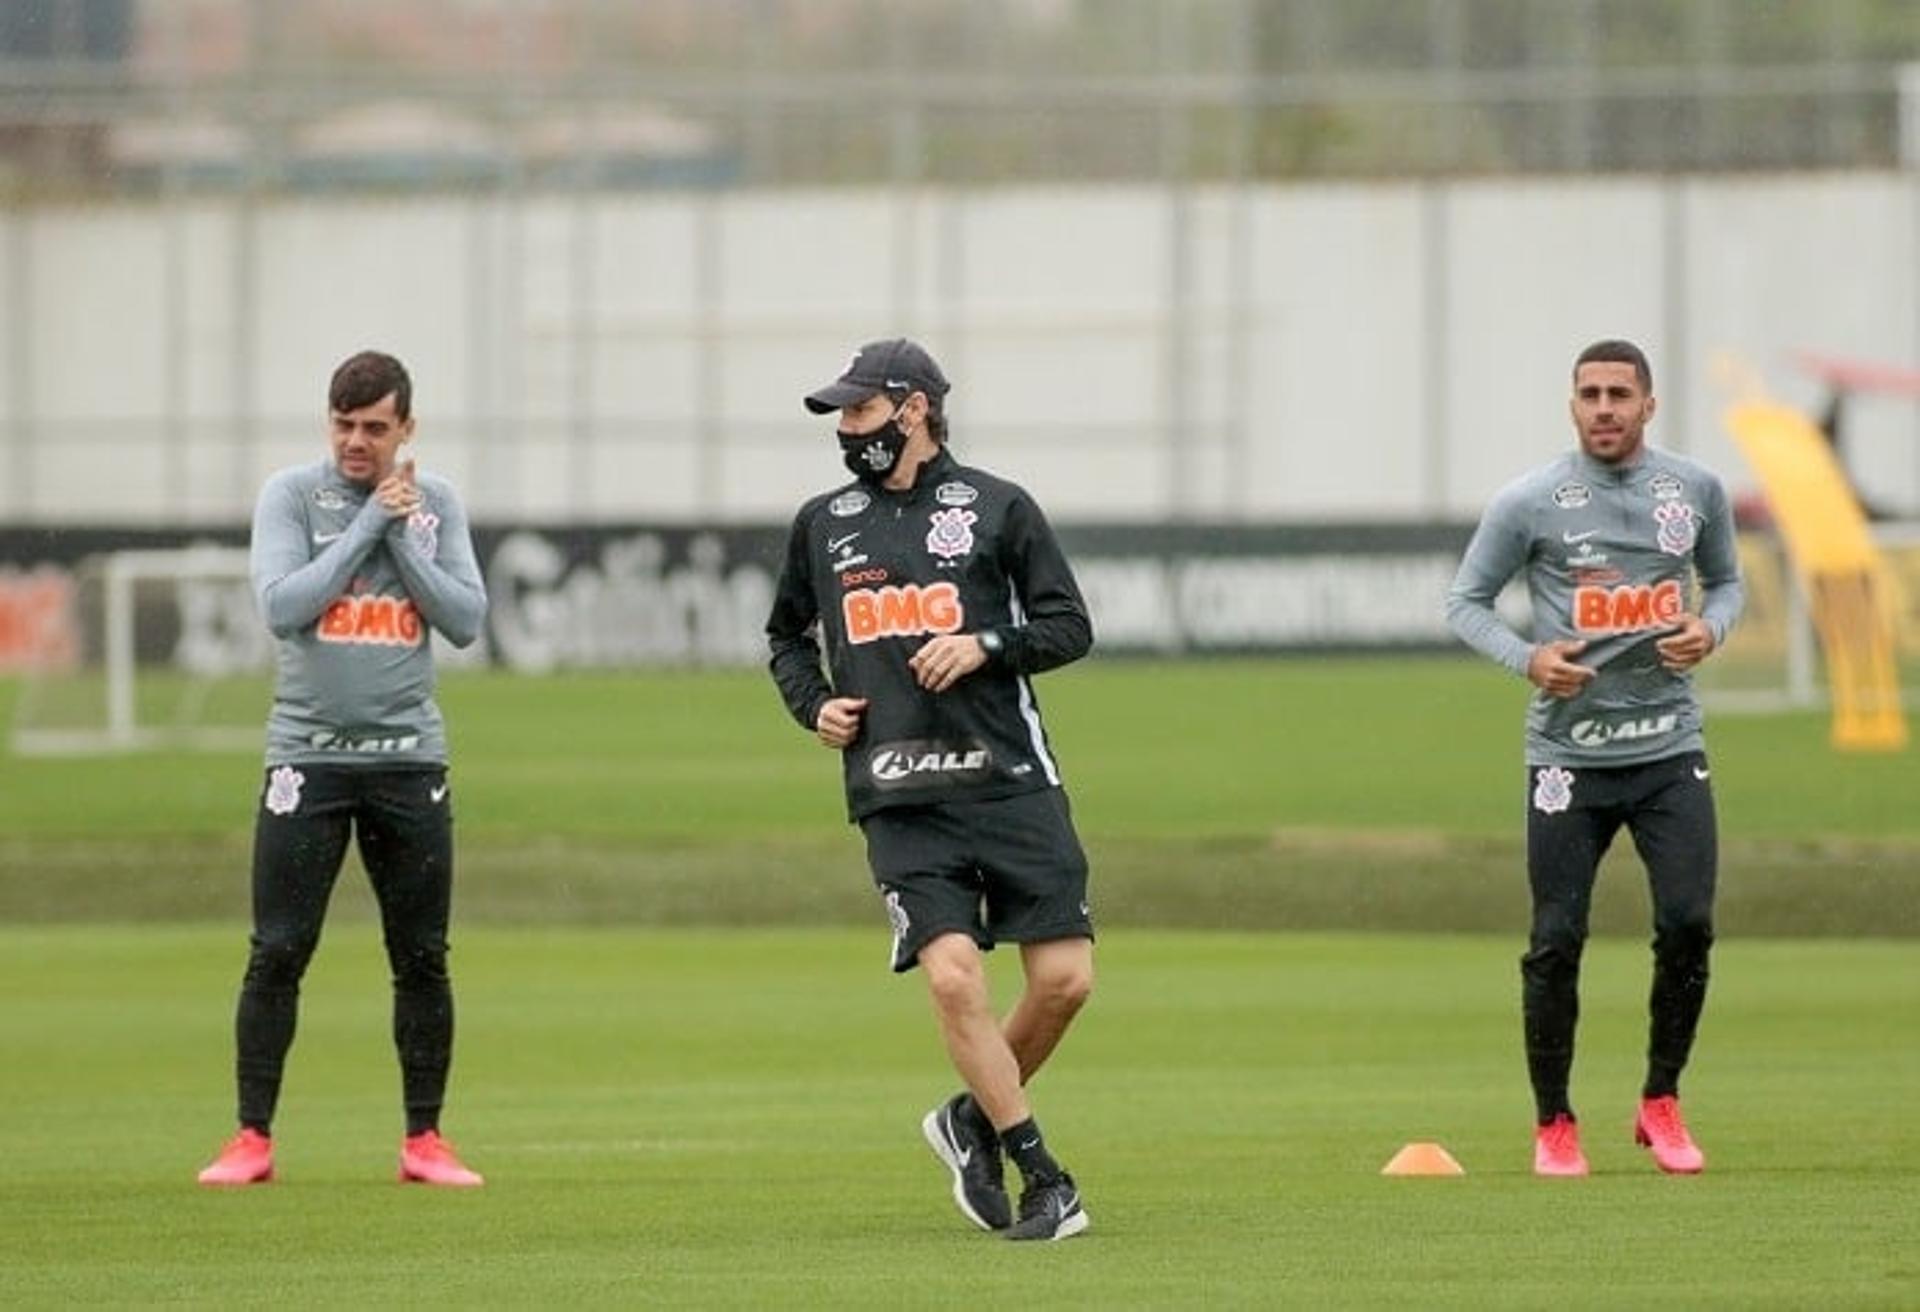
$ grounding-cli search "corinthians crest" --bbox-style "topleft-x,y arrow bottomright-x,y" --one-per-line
883,888 -> 910,940
925,507 -> 977,561
407,508 -> 440,557
264,765 -> 305,816
1653,501 -> 1696,556
853,439 -> 894,472
1532,766 -> 1575,815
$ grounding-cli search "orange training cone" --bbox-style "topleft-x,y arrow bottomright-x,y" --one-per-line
1381,1142 -> 1465,1176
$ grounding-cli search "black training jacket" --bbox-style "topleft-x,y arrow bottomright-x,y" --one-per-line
767,449 -> 1093,821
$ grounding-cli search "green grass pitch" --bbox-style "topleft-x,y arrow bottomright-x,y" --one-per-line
7,656 -> 1920,846
1,658 -> 1918,1304
4,659 -> 1917,931
1,927 -> 1915,1306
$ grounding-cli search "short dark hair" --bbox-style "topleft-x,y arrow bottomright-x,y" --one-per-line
1573,339 -> 1652,393
329,350 -> 412,420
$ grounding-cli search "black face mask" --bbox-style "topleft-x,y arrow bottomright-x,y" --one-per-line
837,407 -> 910,484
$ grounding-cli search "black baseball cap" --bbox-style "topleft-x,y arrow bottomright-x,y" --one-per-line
803,337 -> 951,414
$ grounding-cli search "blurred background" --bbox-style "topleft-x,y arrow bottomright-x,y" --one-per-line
6,15 -> 1917,1298
1,0 -> 1917,697
1,0 -> 1917,522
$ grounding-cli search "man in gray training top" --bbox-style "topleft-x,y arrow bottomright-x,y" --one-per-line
197,350 -> 489,1188
1445,338 -> 1743,1178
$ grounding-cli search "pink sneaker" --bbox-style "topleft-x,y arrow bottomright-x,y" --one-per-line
1533,1114 -> 1589,1176
1635,1095 -> 1705,1174
197,1128 -> 274,1186
399,1130 -> 484,1187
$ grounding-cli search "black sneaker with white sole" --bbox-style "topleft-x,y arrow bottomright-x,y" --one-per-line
920,1093 -> 1012,1231
1003,1172 -> 1089,1242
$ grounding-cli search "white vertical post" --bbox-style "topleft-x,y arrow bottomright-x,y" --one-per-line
1785,568 -> 1818,709
1160,0 -> 1193,519
886,0 -> 921,336
1901,63 -> 1920,169
7,208 -> 35,519
1420,185 -> 1451,516
105,558 -> 136,748
1660,181 -> 1690,454
1225,0 -> 1256,518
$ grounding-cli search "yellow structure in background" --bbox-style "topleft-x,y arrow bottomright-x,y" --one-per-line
1724,401 -> 1908,751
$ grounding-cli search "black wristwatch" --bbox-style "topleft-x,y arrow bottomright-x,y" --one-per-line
977,629 -> 1005,661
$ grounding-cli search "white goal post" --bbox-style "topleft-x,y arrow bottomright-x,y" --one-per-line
10,545 -> 265,756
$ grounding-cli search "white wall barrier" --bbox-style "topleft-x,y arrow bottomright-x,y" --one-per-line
3,173 -> 1916,526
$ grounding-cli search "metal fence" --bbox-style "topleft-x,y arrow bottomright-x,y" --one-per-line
4,0 -> 1920,198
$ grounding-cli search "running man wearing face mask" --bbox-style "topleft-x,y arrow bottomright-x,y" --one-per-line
767,338 -> 1098,1242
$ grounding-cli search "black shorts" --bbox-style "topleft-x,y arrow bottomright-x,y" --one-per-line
862,788 -> 1094,974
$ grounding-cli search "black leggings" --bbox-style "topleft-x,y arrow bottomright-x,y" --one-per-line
1522,751 -> 1717,1122
233,765 -> 455,1136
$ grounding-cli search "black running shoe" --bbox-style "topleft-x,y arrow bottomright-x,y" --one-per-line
1003,1172 -> 1089,1242
920,1094 -> 1011,1231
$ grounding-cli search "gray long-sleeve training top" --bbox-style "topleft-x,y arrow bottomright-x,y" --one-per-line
1445,445 -> 1745,768
250,458 -> 487,766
